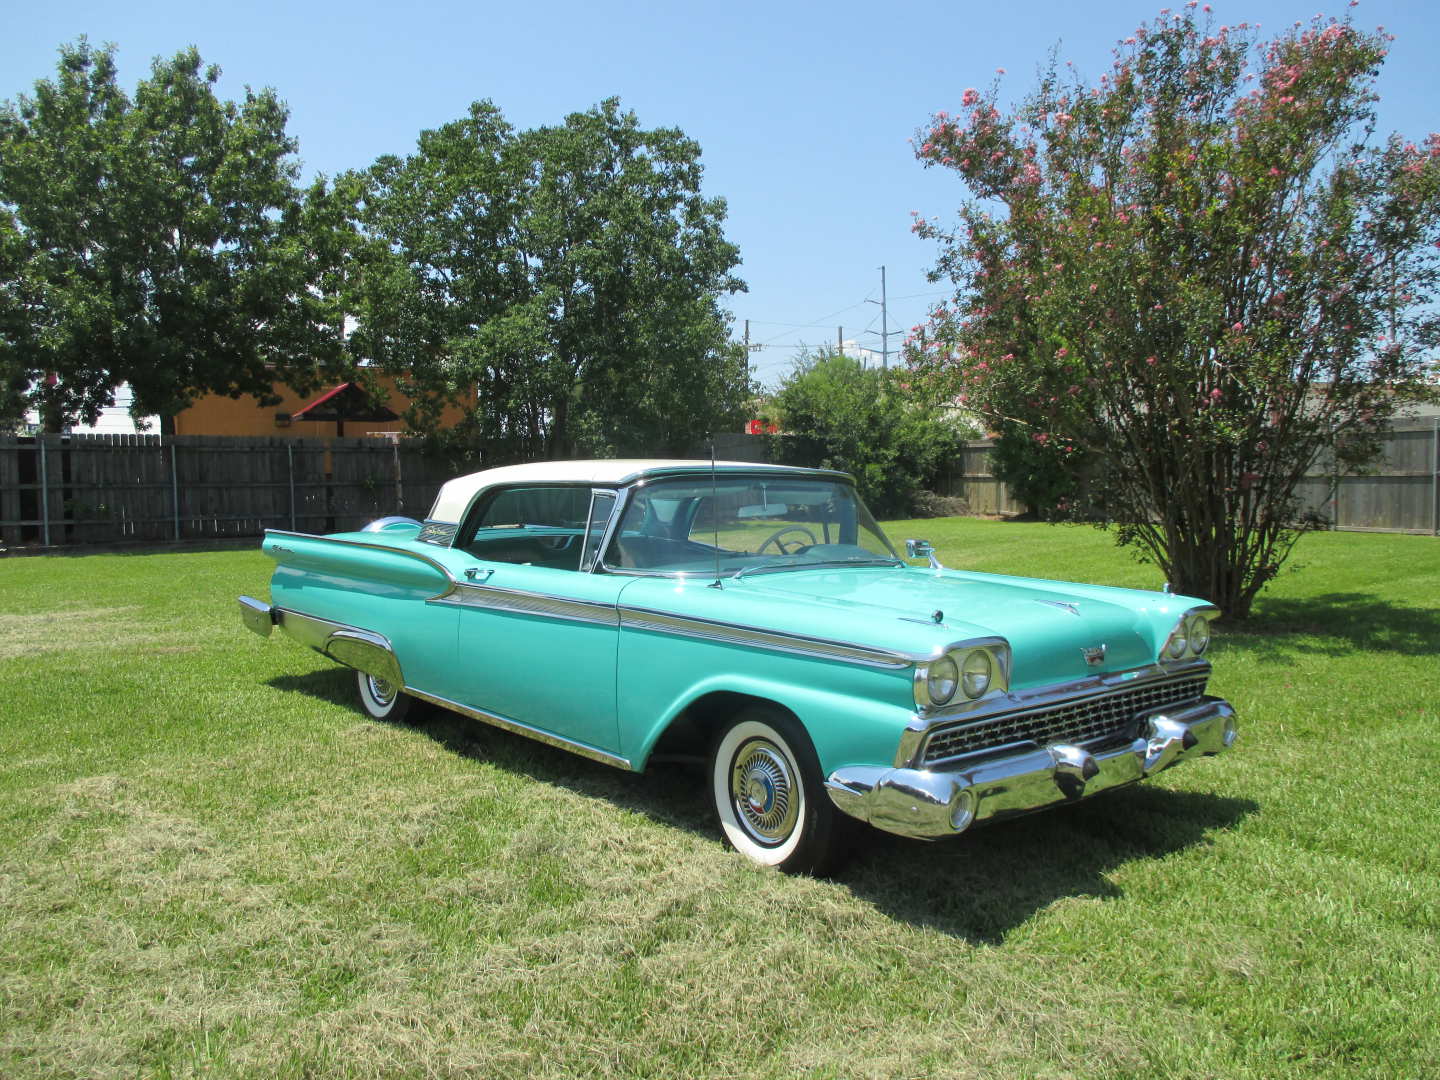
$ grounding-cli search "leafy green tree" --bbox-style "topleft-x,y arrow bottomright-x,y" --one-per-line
340,98 -> 749,461
912,10 -> 1440,617
772,350 -> 969,518
0,40 -> 346,432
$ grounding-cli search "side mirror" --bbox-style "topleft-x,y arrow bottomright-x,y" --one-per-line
905,538 -> 942,569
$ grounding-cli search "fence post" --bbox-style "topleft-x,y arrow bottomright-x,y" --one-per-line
169,438 -> 180,541
38,437 -> 51,547
392,439 -> 404,514
288,443 -> 296,532
1432,418 -> 1438,537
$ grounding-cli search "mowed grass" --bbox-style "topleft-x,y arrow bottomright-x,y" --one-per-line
0,522 -> 1437,1079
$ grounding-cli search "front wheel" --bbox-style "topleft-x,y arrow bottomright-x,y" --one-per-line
709,707 -> 843,875
356,669 -> 416,723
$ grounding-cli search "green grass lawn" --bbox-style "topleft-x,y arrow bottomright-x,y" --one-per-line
1,521 -> 1437,1079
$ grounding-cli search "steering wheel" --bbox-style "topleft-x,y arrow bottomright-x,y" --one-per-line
756,525 -> 818,555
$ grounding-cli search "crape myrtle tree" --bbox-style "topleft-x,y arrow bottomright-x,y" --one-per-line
340,98 -> 750,462
910,7 -> 1440,618
0,40 -> 347,432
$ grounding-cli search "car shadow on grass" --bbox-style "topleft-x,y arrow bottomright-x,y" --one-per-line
1224,592 -> 1440,662
270,667 -> 1257,944
833,784 -> 1257,942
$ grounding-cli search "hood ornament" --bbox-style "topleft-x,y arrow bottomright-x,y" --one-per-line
1037,599 -> 1081,616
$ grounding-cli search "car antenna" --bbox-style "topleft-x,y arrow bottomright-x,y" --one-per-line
709,438 -> 723,590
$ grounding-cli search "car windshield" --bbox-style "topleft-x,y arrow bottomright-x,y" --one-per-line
604,475 -> 900,577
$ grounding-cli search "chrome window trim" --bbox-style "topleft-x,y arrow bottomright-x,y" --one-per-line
580,488 -> 618,572
403,686 -> 633,771
618,607 -> 915,670
455,481 -> 623,552
430,581 -> 620,626
893,659 -> 1214,768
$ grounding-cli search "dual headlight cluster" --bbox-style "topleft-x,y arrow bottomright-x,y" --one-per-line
1163,611 -> 1214,660
914,645 -> 1008,710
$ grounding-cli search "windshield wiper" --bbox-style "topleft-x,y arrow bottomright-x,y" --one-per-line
734,555 -> 902,581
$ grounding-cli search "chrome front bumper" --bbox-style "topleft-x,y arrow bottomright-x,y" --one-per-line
825,697 -> 1237,839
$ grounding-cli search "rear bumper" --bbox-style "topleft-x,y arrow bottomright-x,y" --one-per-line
825,696 -> 1237,839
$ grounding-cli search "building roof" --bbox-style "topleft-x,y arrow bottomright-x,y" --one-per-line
291,382 -> 399,423
428,459 -> 850,524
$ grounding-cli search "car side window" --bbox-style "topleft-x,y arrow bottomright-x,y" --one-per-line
461,486 -> 595,570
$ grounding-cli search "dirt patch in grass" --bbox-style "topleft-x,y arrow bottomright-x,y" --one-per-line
0,607 -> 152,661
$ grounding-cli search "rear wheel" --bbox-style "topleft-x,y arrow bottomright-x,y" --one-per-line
709,706 -> 843,875
356,669 -> 416,723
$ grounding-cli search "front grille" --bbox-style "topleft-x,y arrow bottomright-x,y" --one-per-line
921,676 -> 1208,765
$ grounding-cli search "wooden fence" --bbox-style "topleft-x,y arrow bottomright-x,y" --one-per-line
0,434 -> 462,549
1,422 -> 1436,550
941,419 -> 1440,534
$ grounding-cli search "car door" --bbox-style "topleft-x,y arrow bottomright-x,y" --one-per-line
443,486 -> 625,757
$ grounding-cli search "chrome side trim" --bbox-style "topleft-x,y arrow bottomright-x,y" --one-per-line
403,686 -> 633,771
618,607 -> 914,670
893,659 -> 1213,767
430,582 -> 620,626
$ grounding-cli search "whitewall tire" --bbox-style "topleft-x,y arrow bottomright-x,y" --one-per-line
709,707 -> 842,875
356,669 -> 415,723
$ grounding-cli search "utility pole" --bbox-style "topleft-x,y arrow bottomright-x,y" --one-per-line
837,327 -> 843,355
880,265 -> 888,369
865,265 -> 898,368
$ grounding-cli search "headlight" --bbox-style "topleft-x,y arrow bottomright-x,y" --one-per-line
926,654 -> 959,705
961,650 -> 993,698
1188,613 -> 1211,654
1165,622 -> 1188,658
915,642 -> 1009,710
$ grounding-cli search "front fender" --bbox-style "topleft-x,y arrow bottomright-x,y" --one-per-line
626,669 -> 914,775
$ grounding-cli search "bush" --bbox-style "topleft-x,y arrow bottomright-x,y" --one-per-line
770,351 -> 972,518
988,424 -> 1088,519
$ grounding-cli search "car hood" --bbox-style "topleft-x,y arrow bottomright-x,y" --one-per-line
618,565 -> 1200,688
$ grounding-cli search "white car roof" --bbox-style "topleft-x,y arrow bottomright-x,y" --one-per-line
427,458 -> 847,524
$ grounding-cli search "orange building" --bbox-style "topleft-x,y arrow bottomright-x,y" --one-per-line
175,375 -> 470,439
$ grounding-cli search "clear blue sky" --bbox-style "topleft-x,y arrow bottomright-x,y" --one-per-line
4,0 -> 1437,388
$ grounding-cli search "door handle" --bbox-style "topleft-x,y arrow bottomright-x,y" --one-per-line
464,567 -> 494,583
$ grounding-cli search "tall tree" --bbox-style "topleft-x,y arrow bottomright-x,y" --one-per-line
342,98 -> 750,461
0,40 -> 346,432
912,10 -> 1440,617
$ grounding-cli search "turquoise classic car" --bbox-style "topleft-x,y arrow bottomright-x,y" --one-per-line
240,459 -> 1237,874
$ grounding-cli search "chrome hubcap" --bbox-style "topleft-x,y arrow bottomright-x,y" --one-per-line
731,739 -> 798,844
367,675 -> 395,706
